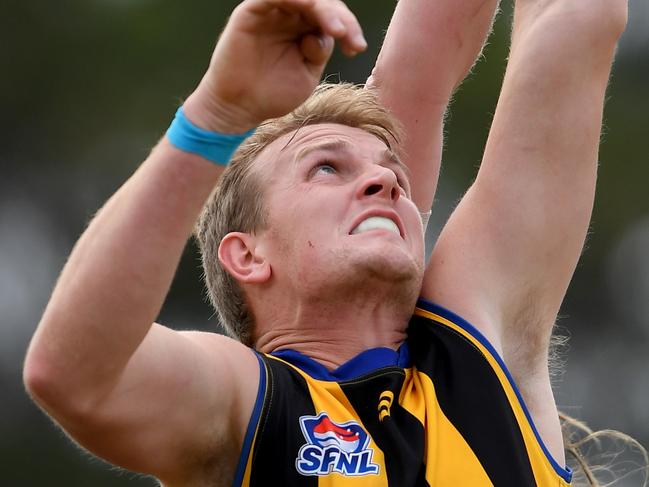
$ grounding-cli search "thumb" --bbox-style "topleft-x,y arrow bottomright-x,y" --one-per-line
300,33 -> 335,68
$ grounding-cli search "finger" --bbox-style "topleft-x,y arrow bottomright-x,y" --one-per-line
300,33 -> 334,66
326,3 -> 367,56
246,0 -> 318,18
248,0 -> 366,55
307,0 -> 367,55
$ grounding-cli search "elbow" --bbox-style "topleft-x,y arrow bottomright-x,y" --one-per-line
23,346 -> 62,412
24,343 -> 47,400
23,344 -> 95,423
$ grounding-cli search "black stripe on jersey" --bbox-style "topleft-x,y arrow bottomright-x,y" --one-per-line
340,369 -> 429,486
408,315 -> 537,487
249,355 -> 317,487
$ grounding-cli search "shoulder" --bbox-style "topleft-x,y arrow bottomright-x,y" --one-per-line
178,329 -> 261,417
179,329 -> 260,364
168,329 -> 263,481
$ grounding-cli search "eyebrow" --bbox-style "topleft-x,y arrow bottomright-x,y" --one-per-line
294,139 -> 351,163
294,139 -> 411,181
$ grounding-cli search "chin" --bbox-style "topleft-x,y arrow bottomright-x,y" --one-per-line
352,256 -> 423,308
349,245 -> 424,285
297,241 -> 425,301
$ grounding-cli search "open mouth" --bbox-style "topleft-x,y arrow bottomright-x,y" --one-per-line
350,216 -> 401,237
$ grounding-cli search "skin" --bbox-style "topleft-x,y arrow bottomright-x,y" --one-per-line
22,0 -> 628,484
367,0 -> 501,210
229,123 -> 426,363
422,0 -> 628,462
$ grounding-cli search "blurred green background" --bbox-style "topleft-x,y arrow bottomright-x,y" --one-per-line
2,0 -> 648,485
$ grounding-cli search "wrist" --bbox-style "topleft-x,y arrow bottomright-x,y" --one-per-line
166,106 -> 256,166
183,91 -> 260,135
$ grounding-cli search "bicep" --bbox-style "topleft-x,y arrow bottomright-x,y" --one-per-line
59,324 -> 260,482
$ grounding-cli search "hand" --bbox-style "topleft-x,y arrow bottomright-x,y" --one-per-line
184,0 -> 367,133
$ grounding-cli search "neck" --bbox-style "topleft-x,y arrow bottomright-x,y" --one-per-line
252,283 -> 417,370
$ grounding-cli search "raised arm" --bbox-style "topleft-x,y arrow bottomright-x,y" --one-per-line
367,0 -> 500,211
23,0 -> 365,483
422,0 -> 627,462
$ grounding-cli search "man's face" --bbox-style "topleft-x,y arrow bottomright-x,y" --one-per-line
254,123 -> 426,298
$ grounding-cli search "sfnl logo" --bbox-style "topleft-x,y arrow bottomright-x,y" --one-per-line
296,413 -> 379,477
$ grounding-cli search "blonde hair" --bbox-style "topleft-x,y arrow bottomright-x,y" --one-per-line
561,413 -> 648,487
195,82 -> 403,346
550,331 -> 649,486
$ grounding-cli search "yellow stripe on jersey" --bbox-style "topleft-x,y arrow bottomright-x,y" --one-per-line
414,307 -> 570,487
398,367 -> 495,485
269,355 -> 388,487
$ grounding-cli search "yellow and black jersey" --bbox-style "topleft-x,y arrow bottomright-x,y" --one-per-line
233,300 -> 572,486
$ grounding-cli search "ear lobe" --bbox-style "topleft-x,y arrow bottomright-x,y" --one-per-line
218,232 -> 271,284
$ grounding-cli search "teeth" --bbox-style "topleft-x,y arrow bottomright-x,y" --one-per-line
351,216 -> 400,236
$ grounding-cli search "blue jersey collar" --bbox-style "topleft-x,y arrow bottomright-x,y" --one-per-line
270,344 -> 411,382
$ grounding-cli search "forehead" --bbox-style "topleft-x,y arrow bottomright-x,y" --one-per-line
254,123 -> 398,172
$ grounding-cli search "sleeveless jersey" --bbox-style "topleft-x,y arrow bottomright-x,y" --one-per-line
233,300 -> 572,486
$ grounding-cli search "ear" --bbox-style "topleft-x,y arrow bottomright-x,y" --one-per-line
218,232 -> 271,284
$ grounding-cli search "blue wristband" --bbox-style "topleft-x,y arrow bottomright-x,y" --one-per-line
166,106 -> 256,166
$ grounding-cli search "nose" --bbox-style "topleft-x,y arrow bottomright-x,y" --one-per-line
357,165 -> 400,202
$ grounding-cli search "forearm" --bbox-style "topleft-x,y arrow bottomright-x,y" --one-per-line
25,140 -> 223,409
478,0 -> 627,274
369,0 -> 500,210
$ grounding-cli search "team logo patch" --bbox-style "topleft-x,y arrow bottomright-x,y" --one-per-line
296,412 -> 380,476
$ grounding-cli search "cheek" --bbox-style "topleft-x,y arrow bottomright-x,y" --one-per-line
402,203 -> 424,234
405,211 -> 426,257
266,220 -> 325,267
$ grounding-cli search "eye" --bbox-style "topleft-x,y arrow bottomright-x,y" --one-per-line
312,162 -> 337,176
